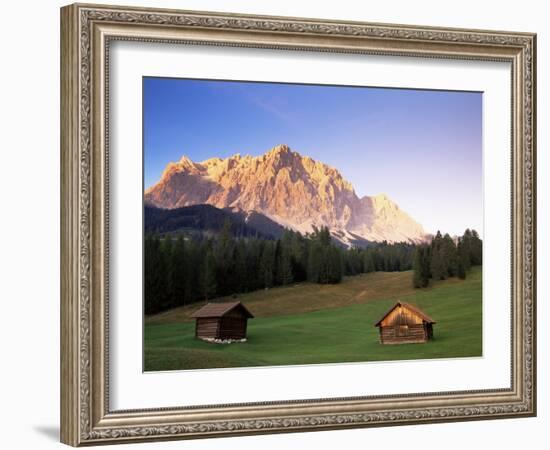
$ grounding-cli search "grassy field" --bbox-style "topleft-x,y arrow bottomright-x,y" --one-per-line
144,267 -> 482,371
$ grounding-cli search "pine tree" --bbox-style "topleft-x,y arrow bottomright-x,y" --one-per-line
422,245 -> 432,283
412,246 -> 430,288
470,229 -> 483,265
171,235 -> 187,307
213,218 -> 234,296
457,236 -> 470,277
307,240 -> 322,283
457,242 -> 467,280
363,251 -> 375,273
459,232 -> 472,271
463,229 -> 474,266
413,247 -> 424,288
160,235 -> 174,309
184,239 -> 199,302
319,247 -> 331,284
259,241 -> 275,288
442,233 -> 458,277
146,220 -> 483,315
278,244 -> 294,285
318,226 -> 331,246
247,238 -> 263,291
327,246 -> 343,283
200,248 -> 217,301
234,240 -> 248,292
289,230 -> 307,282
144,235 -> 166,314
430,231 -> 446,280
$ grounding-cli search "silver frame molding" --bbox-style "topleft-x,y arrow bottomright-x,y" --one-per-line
60,3 -> 536,446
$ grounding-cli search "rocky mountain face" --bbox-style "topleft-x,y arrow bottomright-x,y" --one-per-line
145,144 -> 428,245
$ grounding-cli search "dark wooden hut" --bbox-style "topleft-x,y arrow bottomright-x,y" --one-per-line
374,302 -> 435,345
191,301 -> 254,342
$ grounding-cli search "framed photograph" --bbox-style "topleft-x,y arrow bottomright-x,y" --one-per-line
60,3 -> 536,446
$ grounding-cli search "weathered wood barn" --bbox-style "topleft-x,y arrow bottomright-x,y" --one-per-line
191,301 -> 254,342
374,302 -> 435,344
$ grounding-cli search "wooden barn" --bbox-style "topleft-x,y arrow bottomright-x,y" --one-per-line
191,301 -> 254,342
374,302 -> 435,345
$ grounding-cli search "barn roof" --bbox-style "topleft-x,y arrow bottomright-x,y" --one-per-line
190,301 -> 254,319
374,301 -> 435,327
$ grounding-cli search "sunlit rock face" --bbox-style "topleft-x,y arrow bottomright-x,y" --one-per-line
145,144 -> 428,245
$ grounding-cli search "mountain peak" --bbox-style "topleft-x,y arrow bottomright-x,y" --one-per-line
372,193 -> 393,204
145,145 -> 428,244
269,144 -> 291,155
266,144 -> 297,163
177,154 -> 202,170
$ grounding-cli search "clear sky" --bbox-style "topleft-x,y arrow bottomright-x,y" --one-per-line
143,77 -> 482,237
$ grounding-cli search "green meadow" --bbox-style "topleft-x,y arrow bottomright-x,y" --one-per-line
144,267 -> 482,371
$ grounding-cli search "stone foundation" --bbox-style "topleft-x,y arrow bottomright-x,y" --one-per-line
199,337 -> 247,344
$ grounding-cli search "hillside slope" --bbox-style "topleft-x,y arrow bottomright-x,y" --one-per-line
145,267 -> 482,370
144,204 -> 285,239
146,267 -> 481,325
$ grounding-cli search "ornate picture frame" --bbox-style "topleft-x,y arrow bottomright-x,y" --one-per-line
60,3 -> 536,446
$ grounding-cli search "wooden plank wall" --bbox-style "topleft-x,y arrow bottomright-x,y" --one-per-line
219,317 -> 247,340
380,324 -> 427,344
196,318 -> 220,338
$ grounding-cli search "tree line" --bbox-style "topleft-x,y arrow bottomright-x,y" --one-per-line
412,229 -> 482,288
144,222 -> 419,315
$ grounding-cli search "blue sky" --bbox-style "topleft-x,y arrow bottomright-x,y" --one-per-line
143,77 -> 482,237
